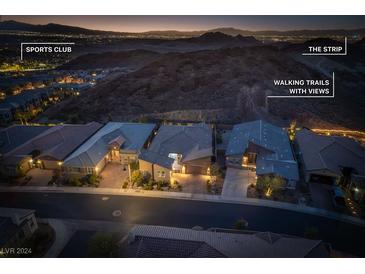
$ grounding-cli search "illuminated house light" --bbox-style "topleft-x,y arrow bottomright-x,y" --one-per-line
57,161 -> 63,166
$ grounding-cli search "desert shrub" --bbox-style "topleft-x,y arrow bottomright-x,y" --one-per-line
84,174 -> 101,187
129,161 -> 139,171
206,180 -> 212,192
234,218 -> 248,230
143,179 -> 154,190
131,170 -> 144,187
256,175 -> 286,194
68,178 -> 82,187
122,181 -> 129,189
209,163 -> 223,178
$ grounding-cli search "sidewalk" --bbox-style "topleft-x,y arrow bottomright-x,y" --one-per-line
39,218 -> 134,258
39,218 -> 76,258
2,185 -> 365,228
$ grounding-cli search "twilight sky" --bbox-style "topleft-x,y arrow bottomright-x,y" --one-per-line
2,15 -> 365,32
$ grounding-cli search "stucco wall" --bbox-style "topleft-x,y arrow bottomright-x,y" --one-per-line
153,164 -> 171,181
139,159 -> 153,175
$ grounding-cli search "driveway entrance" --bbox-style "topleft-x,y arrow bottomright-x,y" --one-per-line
222,168 -> 256,200
26,168 -> 53,186
99,163 -> 129,188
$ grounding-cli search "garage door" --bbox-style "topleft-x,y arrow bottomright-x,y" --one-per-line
186,165 -> 204,174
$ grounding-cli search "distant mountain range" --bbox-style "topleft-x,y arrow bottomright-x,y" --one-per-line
1,20 -> 365,39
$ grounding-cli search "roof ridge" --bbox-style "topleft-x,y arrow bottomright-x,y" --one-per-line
333,137 -> 365,160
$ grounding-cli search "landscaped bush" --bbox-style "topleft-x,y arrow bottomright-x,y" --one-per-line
129,161 -> 139,171
209,163 -> 223,179
143,179 -> 154,190
68,178 -> 82,187
256,175 -> 286,195
131,170 -> 150,187
122,181 -> 129,189
170,180 -> 182,191
206,180 -> 212,192
83,174 -> 101,187
234,218 -> 249,230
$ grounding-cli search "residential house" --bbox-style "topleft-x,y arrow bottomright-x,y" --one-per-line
225,120 -> 299,189
63,122 -> 156,176
1,122 -> 102,177
0,207 -> 38,249
296,129 -> 365,204
120,225 -> 330,258
0,125 -> 51,156
0,88 -> 55,123
139,123 -> 213,181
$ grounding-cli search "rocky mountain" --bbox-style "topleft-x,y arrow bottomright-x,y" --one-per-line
0,20 -> 123,35
41,46 -> 342,126
36,38 -> 365,131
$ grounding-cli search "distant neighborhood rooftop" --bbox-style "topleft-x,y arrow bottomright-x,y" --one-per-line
64,122 -> 155,168
121,225 -> 329,258
0,125 -> 51,155
296,128 -> 365,177
0,88 -> 54,111
140,123 -> 213,168
226,120 -> 298,181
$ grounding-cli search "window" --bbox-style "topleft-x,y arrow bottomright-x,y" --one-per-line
157,171 -> 166,178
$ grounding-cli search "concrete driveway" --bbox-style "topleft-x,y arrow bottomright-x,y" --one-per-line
222,168 -> 256,200
99,163 -> 129,188
26,168 -> 53,186
171,173 -> 211,194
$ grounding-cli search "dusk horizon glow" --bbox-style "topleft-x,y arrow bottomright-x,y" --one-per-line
2,15 -> 365,33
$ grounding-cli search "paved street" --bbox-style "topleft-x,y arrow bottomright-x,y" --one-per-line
0,192 -> 364,256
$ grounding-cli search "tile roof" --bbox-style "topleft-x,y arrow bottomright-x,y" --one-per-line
139,150 -> 174,169
3,122 -> 102,165
0,125 -> 50,155
128,236 -> 226,258
141,123 -> 213,167
123,225 -> 327,258
226,120 -> 298,181
64,122 -> 155,168
296,129 -> 365,176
